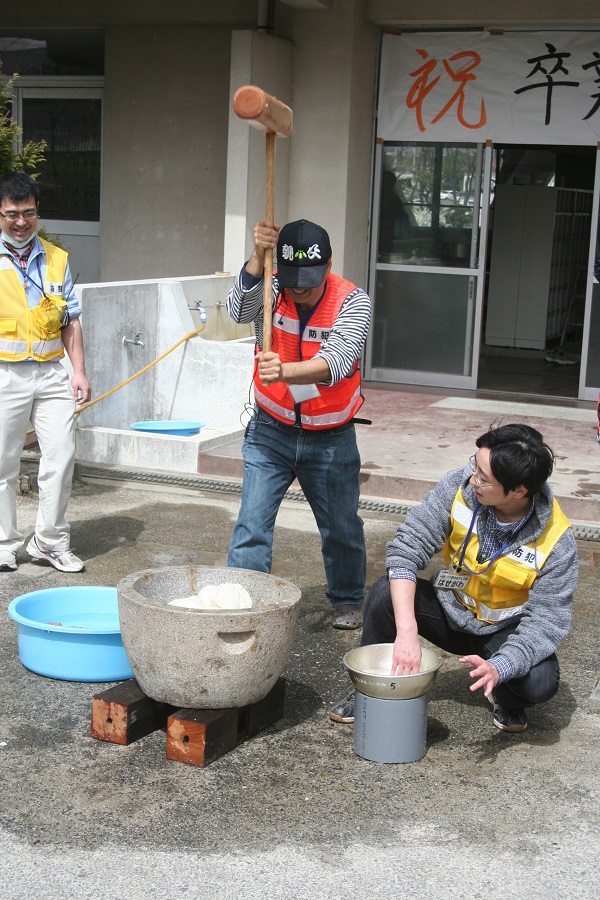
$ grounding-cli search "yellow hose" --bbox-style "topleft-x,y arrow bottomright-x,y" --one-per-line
25,322 -> 207,436
76,323 -> 206,414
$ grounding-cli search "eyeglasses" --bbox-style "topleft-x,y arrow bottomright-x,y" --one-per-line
468,455 -> 493,489
0,209 -> 38,222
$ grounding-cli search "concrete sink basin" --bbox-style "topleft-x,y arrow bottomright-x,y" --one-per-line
117,566 -> 301,708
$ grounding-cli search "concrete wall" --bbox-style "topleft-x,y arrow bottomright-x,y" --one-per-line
76,276 -> 253,432
101,26 -> 233,281
77,281 -> 160,430
223,0 -> 378,290
2,0 -> 597,28
286,0 -> 378,290
0,2 -> 257,27
365,0 -> 600,26
3,0 -> 598,294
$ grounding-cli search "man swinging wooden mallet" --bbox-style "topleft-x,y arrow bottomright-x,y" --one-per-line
228,84 -> 372,632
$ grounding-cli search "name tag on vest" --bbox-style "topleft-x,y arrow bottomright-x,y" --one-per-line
45,282 -> 64,295
303,327 -> 331,343
433,569 -> 470,590
504,546 -> 540,568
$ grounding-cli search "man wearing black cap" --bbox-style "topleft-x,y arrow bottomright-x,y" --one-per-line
226,218 -> 371,629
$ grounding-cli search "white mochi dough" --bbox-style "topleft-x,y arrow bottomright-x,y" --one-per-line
168,582 -> 253,610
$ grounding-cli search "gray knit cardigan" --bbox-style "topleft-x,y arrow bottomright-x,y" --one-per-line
385,466 -> 579,679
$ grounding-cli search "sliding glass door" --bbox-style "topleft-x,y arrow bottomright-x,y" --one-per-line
365,140 -> 492,390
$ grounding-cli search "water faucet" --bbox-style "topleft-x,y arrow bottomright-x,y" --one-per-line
187,301 -> 208,322
123,332 -> 145,347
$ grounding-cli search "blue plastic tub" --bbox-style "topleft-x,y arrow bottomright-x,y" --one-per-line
7,586 -> 134,682
130,420 -> 203,436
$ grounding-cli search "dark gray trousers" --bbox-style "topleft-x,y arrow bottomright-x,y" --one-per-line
362,575 -> 560,711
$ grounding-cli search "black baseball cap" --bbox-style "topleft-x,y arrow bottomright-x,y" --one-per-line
276,219 -> 332,289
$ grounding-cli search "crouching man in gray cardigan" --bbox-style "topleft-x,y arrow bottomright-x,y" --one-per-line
330,423 -> 579,734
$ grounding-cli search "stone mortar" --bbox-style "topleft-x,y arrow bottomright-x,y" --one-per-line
117,565 -> 302,708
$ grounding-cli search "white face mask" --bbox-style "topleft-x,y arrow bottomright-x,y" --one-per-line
2,229 -> 35,250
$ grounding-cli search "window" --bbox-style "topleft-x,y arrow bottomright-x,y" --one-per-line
378,142 -> 479,266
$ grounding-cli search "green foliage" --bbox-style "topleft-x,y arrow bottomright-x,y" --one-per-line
37,224 -> 66,250
0,65 -> 46,177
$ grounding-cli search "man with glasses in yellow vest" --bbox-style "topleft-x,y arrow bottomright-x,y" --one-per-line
0,172 -> 91,573
330,424 -> 578,733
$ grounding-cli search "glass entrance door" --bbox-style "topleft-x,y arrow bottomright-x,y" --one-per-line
580,147 -> 600,402
365,140 -> 492,390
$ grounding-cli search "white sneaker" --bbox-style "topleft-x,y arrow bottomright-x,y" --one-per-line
26,536 -> 85,573
0,550 -> 17,572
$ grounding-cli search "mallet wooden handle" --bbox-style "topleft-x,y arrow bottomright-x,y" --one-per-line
233,86 -> 293,354
263,132 -> 276,353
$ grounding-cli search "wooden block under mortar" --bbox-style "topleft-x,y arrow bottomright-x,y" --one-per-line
91,679 -> 175,745
166,678 -> 286,767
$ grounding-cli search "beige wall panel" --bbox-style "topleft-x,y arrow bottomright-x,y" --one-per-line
101,26 -> 232,281
0,2 -> 257,27
365,0 -> 600,26
288,0 -> 377,289
344,3 -> 379,292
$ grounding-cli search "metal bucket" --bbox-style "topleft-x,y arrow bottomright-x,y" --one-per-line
344,643 -> 442,764
354,691 -> 429,764
343,644 -> 442,700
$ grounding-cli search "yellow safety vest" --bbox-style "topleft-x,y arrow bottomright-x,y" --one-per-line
0,238 -> 68,362
441,487 -> 571,624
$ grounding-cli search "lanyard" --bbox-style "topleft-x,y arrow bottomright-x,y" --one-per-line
6,251 -> 70,329
7,252 -> 50,300
451,502 -> 529,576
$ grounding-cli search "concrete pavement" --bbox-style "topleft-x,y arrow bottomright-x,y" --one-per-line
0,465 -> 598,899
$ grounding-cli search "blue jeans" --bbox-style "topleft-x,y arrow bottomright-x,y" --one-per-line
363,575 -> 560,711
227,408 -> 366,608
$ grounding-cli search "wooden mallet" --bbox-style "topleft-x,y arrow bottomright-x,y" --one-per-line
232,85 -> 293,352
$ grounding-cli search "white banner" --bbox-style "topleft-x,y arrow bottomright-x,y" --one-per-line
379,31 -> 600,145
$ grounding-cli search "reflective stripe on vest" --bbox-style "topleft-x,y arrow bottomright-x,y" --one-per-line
32,337 -> 64,356
254,382 -> 363,429
0,238 -> 68,362
300,384 -> 362,427
441,488 -> 571,623
253,385 -> 297,423
253,273 -> 363,430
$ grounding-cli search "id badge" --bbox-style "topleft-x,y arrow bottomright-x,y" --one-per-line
288,383 -> 321,403
434,569 -> 469,590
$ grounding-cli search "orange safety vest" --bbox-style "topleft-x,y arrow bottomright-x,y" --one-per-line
0,238 -> 68,362
441,487 -> 571,624
253,273 -> 364,430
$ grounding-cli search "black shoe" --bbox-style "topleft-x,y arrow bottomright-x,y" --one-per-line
328,689 -> 355,724
492,703 -> 527,733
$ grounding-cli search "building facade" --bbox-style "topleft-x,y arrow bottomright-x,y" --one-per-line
1,0 -> 598,401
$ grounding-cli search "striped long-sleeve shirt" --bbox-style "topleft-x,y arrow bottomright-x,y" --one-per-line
226,266 -> 371,386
